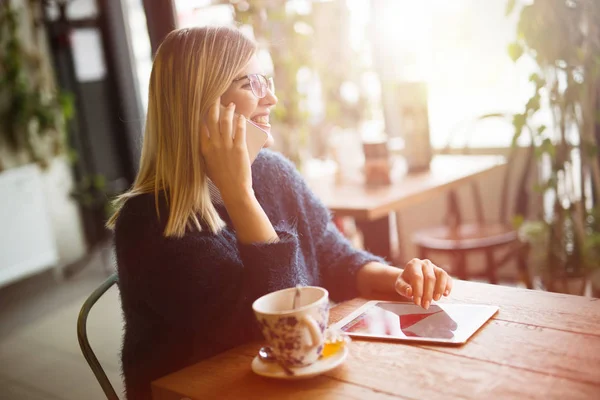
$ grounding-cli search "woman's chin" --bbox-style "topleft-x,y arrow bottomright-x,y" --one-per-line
264,134 -> 275,148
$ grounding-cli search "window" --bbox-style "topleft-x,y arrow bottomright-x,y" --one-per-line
368,0 -> 537,148
127,0 -> 537,149
175,1 -> 235,28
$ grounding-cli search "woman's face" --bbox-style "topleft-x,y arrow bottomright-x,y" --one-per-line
221,55 -> 278,147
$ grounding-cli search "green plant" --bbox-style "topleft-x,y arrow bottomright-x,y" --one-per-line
219,0 -> 364,165
506,0 -> 600,291
227,0 -> 312,166
70,174 -> 116,218
0,2 -> 73,172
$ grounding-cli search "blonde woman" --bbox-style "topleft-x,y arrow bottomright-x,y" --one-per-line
109,26 -> 453,399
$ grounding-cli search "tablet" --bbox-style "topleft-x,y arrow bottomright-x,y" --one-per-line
330,301 -> 498,345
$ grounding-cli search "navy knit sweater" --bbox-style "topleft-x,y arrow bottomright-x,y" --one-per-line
114,149 -> 384,399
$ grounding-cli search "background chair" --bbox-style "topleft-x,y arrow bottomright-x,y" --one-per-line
77,273 -> 120,400
410,120 -> 535,288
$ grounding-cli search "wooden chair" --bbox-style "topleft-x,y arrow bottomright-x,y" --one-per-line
411,145 -> 535,288
77,273 -> 120,400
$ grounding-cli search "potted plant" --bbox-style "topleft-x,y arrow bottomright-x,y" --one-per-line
0,1 -> 73,172
0,1 -> 81,285
506,0 -> 600,295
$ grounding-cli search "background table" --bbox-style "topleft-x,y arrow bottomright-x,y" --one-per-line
152,280 -> 600,399
308,155 -> 506,261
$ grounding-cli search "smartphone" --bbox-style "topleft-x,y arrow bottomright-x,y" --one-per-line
218,105 -> 269,164
245,119 -> 269,164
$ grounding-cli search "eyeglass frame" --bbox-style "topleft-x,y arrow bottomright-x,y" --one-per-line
232,74 -> 275,99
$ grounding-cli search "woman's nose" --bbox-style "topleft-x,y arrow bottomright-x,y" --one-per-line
261,89 -> 278,107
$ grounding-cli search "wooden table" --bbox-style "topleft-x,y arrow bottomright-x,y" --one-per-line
152,281 -> 600,399
308,155 -> 506,261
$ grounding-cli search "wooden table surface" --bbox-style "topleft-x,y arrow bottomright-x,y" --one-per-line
152,281 -> 600,400
306,155 -> 506,260
309,155 -> 506,221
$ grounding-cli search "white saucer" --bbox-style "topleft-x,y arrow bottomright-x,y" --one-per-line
251,346 -> 349,380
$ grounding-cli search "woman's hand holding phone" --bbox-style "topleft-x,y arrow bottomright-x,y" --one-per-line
201,98 -> 278,244
200,99 -> 253,204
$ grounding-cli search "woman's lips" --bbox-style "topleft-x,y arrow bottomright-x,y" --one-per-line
251,115 -> 270,124
251,115 -> 270,132
252,121 -> 271,132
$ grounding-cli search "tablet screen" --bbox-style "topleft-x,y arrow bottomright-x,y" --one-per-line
337,301 -> 498,343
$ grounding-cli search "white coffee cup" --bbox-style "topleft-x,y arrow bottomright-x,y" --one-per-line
252,286 -> 329,367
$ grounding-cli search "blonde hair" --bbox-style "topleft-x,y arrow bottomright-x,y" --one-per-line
106,26 -> 256,237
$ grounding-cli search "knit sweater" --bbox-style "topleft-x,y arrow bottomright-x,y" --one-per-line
114,149 -> 385,399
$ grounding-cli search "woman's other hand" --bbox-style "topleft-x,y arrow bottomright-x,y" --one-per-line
200,99 -> 253,203
395,258 -> 453,309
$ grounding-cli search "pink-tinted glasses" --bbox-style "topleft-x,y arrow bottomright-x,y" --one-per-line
233,74 -> 275,98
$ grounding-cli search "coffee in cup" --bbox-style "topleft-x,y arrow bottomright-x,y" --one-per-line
252,286 -> 329,367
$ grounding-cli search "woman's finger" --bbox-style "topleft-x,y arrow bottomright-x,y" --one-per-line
234,113 -> 247,149
433,267 -> 447,301
395,274 -> 412,299
219,102 -> 235,147
405,260 -> 424,307
207,99 -> 221,141
421,260 -> 436,309
444,275 -> 454,296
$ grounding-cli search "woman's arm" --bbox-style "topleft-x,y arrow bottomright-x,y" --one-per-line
355,261 -> 402,297
273,156 -> 387,301
275,152 -> 453,308
223,187 -> 279,245
115,207 -> 300,341
313,220 -> 388,301
201,101 -> 279,245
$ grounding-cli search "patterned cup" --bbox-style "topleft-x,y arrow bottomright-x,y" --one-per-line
252,286 -> 329,367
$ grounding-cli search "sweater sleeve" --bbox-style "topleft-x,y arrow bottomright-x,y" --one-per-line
315,220 -> 386,301
274,154 -> 387,301
115,211 -> 302,347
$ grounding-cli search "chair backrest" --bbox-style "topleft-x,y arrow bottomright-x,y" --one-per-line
77,273 -> 120,400
498,143 -> 535,225
441,115 -> 536,226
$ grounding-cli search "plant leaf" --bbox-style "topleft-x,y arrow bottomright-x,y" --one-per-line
583,140 -> 598,159
535,138 -> 556,158
476,112 -> 507,121
528,72 -> 545,89
505,0 -> 517,16
533,183 -> 545,193
512,214 -> 524,229
512,113 -> 526,131
526,93 -> 540,113
537,125 -> 547,135
93,174 -> 106,190
507,41 -> 524,62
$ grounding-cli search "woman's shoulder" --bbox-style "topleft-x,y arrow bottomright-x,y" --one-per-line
114,193 -> 226,261
117,192 -> 162,221
253,149 -> 304,187
114,192 -> 166,237
115,192 -> 227,239
251,149 -> 325,217
254,149 -> 297,174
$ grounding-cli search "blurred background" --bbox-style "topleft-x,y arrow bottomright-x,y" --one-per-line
1,0 -> 599,398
